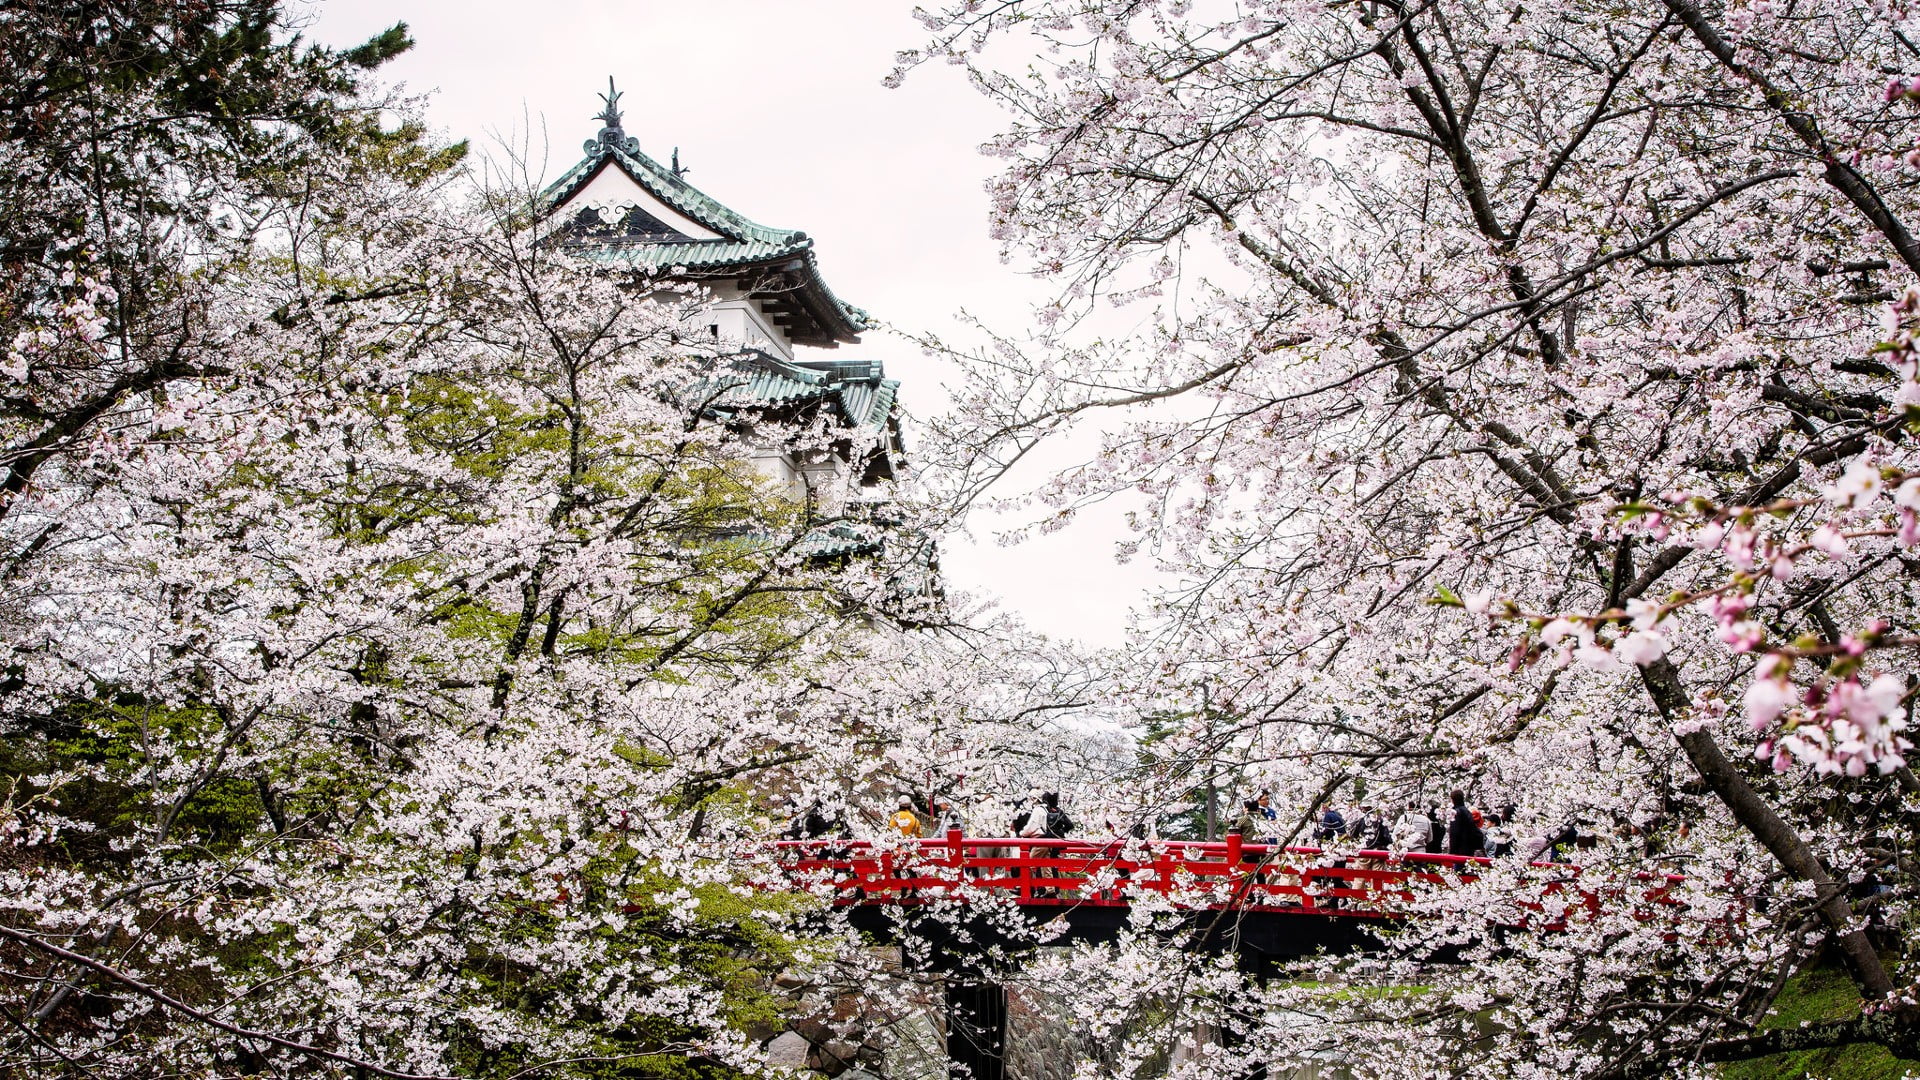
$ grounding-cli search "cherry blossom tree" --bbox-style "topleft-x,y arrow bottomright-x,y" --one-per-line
0,5 -> 1090,1076
902,0 -> 1920,1071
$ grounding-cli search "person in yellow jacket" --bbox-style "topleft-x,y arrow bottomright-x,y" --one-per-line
887,796 -> 925,898
889,796 -> 922,837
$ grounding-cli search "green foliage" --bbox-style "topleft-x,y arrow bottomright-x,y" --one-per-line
0,695 -> 384,867
1719,965 -> 1920,1080
4,1 -> 460,250
431,846 -> 822,1080
1137,711 -> 1225,839
340,22 -> 414,70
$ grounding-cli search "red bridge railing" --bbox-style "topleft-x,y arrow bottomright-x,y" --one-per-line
766,831 -> 1680,922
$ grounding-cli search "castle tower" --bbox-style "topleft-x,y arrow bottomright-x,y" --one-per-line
540,80 -> 904,522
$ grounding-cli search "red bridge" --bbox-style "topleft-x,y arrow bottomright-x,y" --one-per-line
773,831 -> 1542,918
766,832 -> 1691,1080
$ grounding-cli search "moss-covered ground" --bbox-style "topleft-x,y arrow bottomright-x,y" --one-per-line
1718,966 -> 1920,1080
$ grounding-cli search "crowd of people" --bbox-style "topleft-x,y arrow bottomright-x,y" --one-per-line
1268,790 -> 1594,861
780,790 -> 1074,844
1386,791 -> 1512,857
782,787 -> 1595,864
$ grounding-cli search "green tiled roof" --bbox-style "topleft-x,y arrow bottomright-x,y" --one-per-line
544,88 -> 924,591
540,136 -> 869,341
704,353 -> 900,440
542,139 -> 801,247
568,238 -> 805,273
792,522 -> 884,560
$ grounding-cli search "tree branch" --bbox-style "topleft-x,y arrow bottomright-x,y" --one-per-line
0,924 -> 455,1080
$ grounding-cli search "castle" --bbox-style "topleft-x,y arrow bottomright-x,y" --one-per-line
540,81 -> 907,552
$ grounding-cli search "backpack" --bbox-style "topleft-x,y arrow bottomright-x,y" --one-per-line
1043,807 -> 1073,839
1315,810 -> 1345,842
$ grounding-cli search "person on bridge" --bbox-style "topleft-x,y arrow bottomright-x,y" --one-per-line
932,797 -> 965,835
883,797 -> 929,898
1229,799 -> 1282,894
1484,806 -> 1512,857
1314,806 -> 1345,843
1010,791 -> 1040,840
930,797 -> 977,878
1042,793 -> 1073,839
1031,791 -> 1073,898
1255,793 -> 1280,844
974,797 -> 1021,872
1393,805 -> 1431,853
787,799 -> 841,841
890,796 -> 923,838
1447,790 -> 1486,857
1351,805 -> 1390,850
1541,819 -> 1583,862
1010,791 -> 1048,894
1230,799 -> 1263,842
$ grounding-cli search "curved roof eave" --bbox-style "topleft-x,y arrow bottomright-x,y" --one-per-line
541,140 -> 870,342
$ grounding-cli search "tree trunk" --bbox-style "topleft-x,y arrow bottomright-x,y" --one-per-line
1639,657 -> 1894,999
1613,1006 -> 1920,1078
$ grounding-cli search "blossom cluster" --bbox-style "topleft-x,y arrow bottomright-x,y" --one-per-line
902,0 -> 1920,1070
2,247 -> 117,384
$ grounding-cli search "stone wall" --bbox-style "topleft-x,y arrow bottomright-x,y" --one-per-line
755,947 -> 946,1080
756,949 -> 1332,1080
1003,983 -> 1095,1080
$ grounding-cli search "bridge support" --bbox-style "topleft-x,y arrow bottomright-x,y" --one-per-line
943,977 -> 1006,1080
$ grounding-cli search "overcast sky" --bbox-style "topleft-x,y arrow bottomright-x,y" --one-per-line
303,0 -> 1164,646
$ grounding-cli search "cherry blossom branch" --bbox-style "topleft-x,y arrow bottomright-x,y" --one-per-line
0,925 -> 456,1080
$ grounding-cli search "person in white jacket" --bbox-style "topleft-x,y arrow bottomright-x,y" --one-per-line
1483,809 -> 1512,858
1393,806 -> 1433,854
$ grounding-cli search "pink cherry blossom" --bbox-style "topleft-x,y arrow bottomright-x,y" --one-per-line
1810,524 -> 1851,558
1615,630 -> 1668,667
1825,459 -> 1883,509
1744,676 -> 1795,730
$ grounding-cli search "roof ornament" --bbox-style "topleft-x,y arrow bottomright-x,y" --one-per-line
593,77 -> 628,150
671,147 -> 689,179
